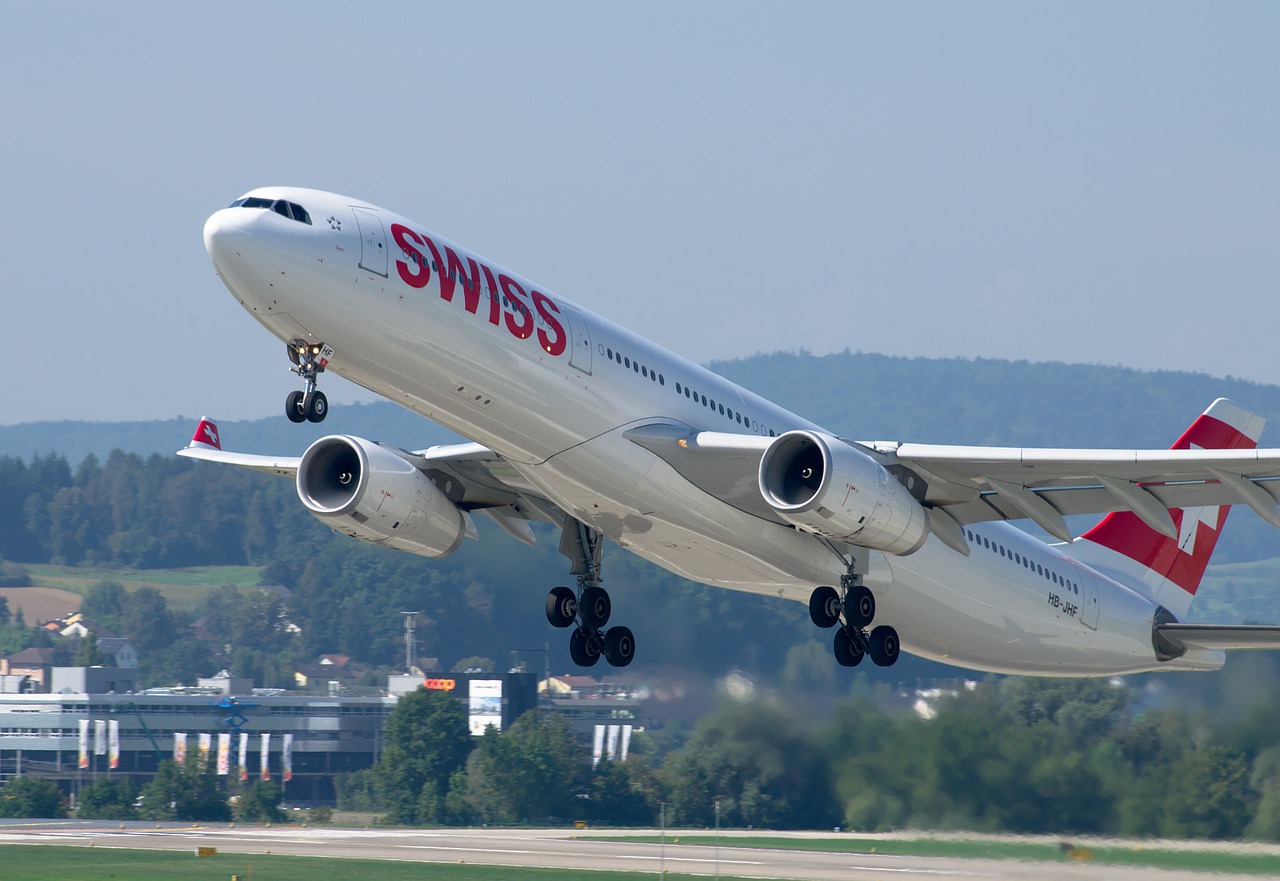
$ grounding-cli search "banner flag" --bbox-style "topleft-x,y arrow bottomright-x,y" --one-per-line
260,732 -> 271,781
591,724 -> 605,769
606,724 -> 620,762
217,732 -> 231,776
238,732 -> 249,781
94,719 -> 107,756
282,733 -> 293,782
174,732 -> 187,764
78,720 -> 89,769
198,732 -> 212,766
619,724 -> 633,763
108,719 -> 120,769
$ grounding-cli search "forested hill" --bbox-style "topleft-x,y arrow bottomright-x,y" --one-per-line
710,351 -> 1280,448
4,351 -> 1280,463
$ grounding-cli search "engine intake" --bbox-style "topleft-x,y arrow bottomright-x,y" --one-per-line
297,435 -> 468,558
759,430 -> 928,555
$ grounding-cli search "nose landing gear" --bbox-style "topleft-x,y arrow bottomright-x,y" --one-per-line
286,339 -> 331,423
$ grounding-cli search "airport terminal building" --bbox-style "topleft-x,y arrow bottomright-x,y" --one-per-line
0,670 -> 539,802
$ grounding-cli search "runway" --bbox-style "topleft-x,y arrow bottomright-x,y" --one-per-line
0,821 -> 1265,881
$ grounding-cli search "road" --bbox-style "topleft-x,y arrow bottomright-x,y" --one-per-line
0,821 -> 1265,881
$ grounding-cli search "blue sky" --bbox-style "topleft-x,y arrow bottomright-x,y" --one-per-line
2,3 -> 1277,424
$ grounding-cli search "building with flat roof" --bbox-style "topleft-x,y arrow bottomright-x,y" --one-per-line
0,670 -> 541,804
0,689 -> 394,803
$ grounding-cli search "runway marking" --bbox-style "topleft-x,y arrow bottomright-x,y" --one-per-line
843,867 -> 989,876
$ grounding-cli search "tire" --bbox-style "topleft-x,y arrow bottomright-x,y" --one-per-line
579,585 -> 611,628
545,586 -> 577,628
833,628 -> 864,667
868,625 -> 900,667
306,391 -> 328,423
569,628 -> 601,667
603,626 -> 636,668
285,390 -> 307,423
809,586 -> 841,628
847,585 -> 876,629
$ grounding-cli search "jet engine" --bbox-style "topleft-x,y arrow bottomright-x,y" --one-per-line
758,430 -> 929,555
297,436 -> 469,558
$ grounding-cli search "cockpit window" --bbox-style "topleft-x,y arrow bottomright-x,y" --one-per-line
227,197 -> 313,225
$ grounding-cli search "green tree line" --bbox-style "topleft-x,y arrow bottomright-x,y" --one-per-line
335,675 -> 1280,840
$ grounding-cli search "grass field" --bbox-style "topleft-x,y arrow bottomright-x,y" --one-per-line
22,564 -> 264,613
612,835 -> 1280,875
0,846 -> 727,881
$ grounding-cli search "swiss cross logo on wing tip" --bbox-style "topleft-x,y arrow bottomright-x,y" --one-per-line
198,420 -> 220,449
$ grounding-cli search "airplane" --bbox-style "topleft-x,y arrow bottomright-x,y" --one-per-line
181,186 -> 1280,677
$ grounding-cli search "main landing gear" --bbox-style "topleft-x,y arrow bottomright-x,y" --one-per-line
285,338 -> 329,424
545,520 -> 636,668
809,549 -> 900,668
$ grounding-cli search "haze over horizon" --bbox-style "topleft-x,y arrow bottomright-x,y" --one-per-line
3,3 -> 1277,425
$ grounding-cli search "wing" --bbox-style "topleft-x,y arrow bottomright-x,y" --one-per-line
878,443 -> 1280,542
626,410 -> 1280,546
177,421 -> 562,547
1156,623 -> 1280,651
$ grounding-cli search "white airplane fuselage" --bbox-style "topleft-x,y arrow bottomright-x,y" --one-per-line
203,187 -> 1223,677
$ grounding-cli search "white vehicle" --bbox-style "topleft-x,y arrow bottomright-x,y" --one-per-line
183,187 -> 1280,676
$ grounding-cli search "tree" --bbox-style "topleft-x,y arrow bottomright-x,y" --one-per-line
373,687 -> 473,824
464,711 -> 585,824
234,781 -> 284,823
81,580 -> 127,631
662,699 -> 839,829
138,760 -> 230,822
0,776 -> 66,818
75,778 -> 137,820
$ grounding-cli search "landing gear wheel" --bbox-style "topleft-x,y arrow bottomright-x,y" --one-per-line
868,625 -> 900,667
305,391 -> 328,423
847,585 -> 876,629
833,628 -> 864,667
285,390 -> 307,423
569,627 -> 601,667
809,586 -> 842,628
580,586 -> 612,628
603,626 -> 636,667
545,586 -> 577,628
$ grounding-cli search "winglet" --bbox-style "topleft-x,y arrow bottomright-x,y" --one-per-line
189,417 -> 223,451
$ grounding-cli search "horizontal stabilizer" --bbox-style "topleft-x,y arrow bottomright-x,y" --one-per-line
1155,622 -> 1280,651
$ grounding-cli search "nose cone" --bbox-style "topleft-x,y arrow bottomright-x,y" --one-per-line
203,206 -> 260,267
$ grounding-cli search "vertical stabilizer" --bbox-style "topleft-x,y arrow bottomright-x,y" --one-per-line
1070,399 -> 1264,619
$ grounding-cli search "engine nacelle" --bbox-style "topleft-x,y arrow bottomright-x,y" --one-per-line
297,436 -> 468,558
758,430 -> 929,555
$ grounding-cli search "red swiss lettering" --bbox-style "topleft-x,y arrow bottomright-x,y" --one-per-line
480,263 -> 502,326
500,274 -> 534,340
532,291 -> 567,356
445,247 -> 483,315
391,223 -> 430,289
420,235 -> 452,302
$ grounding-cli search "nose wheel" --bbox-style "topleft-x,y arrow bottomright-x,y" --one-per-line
286,339 -> 331,423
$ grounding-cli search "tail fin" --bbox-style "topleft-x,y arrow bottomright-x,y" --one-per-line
1072,399 -> 1264,618
189,417 -> 223,451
